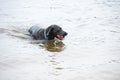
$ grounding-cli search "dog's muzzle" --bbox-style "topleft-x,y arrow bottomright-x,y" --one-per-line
57,34 -> 63,40
57,32 -> 68,40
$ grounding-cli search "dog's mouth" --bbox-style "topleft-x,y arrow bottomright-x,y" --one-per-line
57,34 -> 63,40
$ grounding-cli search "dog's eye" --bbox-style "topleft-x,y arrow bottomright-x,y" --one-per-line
57,30 -> 60,32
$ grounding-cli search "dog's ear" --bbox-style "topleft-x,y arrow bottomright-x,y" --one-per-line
46,26 -> 54,36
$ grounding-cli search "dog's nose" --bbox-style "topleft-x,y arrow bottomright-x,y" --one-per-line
64,32 -> 68,36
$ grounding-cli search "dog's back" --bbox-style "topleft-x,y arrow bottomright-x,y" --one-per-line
29,26 -> 45,40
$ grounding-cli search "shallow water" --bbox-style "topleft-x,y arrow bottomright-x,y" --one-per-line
0,27 -> 65,52
0,0 -> 120,80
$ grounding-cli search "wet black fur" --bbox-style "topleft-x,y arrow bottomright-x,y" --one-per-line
28,24 -> 68,40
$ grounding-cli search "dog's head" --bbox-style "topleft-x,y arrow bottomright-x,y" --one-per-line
46,25 -> 68,40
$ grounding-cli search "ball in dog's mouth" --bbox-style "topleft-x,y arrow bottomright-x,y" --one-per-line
57,34 -> 63,40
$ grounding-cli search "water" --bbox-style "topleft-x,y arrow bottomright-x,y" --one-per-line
0,0 -> 120,80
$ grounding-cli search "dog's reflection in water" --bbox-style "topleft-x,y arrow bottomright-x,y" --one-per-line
39,40 -> 65,52
45,40 -> 65,52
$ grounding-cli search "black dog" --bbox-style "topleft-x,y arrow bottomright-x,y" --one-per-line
28,24 -> 68,40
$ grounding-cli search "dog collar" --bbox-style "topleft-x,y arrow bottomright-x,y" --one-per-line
44,29 -> 48,40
